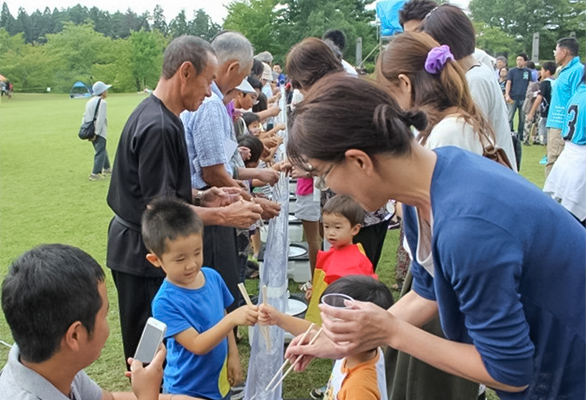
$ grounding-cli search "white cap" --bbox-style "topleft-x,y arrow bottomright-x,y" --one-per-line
92,81 -> 112,96
262,63 -> 273,81
235,78 -> 256,94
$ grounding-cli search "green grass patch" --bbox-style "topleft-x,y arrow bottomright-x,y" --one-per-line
0,94 -> 545,399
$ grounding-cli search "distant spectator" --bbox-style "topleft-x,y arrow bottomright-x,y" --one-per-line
398,0 -> 438,32
255,51 -> 273,66
495,56 -> 508,79
527,61 -> 557,145
505,53 -> 534,143
545,37 -> 584,178
83,81 -> 111,181
322,29 -> 358,76
273,63 -> 286,86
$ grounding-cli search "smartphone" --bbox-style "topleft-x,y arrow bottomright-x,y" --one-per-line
134,317 -> 167,364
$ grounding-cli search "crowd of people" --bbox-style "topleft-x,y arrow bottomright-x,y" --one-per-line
2,0 -> 585,400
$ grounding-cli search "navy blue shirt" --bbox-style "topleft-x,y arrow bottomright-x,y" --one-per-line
405,147 -> 585,399
507,67 -> 533,100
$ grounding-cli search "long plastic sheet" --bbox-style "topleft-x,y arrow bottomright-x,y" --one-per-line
244,87 -> 290,400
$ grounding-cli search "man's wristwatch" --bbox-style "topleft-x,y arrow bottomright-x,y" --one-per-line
193,190 -> 204,206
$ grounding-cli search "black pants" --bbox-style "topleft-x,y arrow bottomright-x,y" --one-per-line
353,219 -> 390,271
111,270 -> 164,364
203,225 -> 240,312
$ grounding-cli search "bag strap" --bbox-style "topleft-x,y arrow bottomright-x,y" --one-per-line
92,98 -> 102,122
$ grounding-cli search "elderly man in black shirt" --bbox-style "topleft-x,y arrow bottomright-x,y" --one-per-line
107,35 -> 263,363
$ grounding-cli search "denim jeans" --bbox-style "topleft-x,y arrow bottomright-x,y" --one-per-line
507,99 -> 525,141
92,135 -> 110,174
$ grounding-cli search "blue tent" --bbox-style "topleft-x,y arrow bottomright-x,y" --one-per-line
376,0 -> 406,37
70,81 -> 91,98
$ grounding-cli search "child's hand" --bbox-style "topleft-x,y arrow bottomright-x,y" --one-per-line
230,304 -> 259,326
275,123 -> 286,132
305,287 -> 313,301
227,354 -> 243,387
259,303 -> 281,326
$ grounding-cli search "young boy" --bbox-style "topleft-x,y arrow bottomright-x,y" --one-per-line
259,275 -> 394,400
527,61 -> 557,146
142,198 -> 259,399
305,194 -> 376,324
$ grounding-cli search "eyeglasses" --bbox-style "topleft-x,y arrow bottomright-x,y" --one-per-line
313,163 -> 335,191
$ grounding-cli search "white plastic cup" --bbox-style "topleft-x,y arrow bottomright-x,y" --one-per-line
321,293 -> 354,321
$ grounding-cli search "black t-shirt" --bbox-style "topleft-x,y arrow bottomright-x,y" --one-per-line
507,67 -> 533,100
539,79 -> 553,117
107,95 -> 192,277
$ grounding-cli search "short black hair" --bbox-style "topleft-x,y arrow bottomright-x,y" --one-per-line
161,35 -> 215,80
243,112 -> 261,127
322,29 -> 347,51
557,37 -> 579,57
399,0 -> 438,28
517,53 -> 529,61
322,275 -> 394,310
142,197 -> 204,257
247,75 -> 263,91
238,135 -> 264,163
541,61 -> 557,75
322,194 -> 365,227
251,58 -> 265,79
2,244 -> 105,363
252,92 -> 267,113
526,60 -> 535,69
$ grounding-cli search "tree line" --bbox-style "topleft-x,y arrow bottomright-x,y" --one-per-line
1,0 -> 584,94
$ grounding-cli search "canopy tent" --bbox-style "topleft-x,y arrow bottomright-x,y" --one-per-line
376,0 -> 406,37
0,74 -> 7,81
69,81 -> 91,98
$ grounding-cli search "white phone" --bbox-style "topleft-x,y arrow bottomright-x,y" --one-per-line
134,317 -> 167,364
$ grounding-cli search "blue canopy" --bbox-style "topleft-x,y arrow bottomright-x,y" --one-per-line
70,81 -> 91,98
376,0 -> 406,37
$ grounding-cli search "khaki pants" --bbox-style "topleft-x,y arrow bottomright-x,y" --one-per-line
545,128 -> 565,179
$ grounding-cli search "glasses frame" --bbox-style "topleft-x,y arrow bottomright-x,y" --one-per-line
314,163 -> 335,191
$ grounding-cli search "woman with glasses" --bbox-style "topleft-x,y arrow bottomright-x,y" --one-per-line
284,72 -> 585,400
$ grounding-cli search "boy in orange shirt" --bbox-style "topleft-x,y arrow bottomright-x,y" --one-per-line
260,275 -> 394,399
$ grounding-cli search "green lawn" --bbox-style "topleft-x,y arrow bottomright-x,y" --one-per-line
0,93 -> 547,399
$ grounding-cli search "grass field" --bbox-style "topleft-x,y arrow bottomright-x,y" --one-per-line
0,93 -> 546,399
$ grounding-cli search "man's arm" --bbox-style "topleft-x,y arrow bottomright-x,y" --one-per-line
505,80 -> 512,101
527,94 -> 543,120
192,200 -> 262,229
201,164 -> 240,188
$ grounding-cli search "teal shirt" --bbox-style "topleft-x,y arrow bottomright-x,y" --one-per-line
547,56 -> 584,129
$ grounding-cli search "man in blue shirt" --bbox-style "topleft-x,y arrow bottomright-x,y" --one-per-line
505,53 -> 534,143
545,37 -> 584,178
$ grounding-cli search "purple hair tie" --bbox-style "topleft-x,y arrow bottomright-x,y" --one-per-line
424,45 -> 454,75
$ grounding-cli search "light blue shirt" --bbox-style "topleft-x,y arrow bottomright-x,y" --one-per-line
547,56 -> 584,129
181,82 -> 236,189
562,83 -> 586,145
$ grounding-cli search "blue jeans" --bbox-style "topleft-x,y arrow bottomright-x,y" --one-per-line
92,135 -> 110,174
507,99 -> 525,141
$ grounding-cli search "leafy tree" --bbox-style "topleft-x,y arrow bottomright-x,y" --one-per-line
169,9 -> 189,38
190,9 -> 220,41
128,29 -> 166,91
473,22 -> 520,59
43,22 -> 112,90
470,0 -> 585,59
224,0 -> 285,56
152,5 -> 168,36
0,2 -> 16,35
